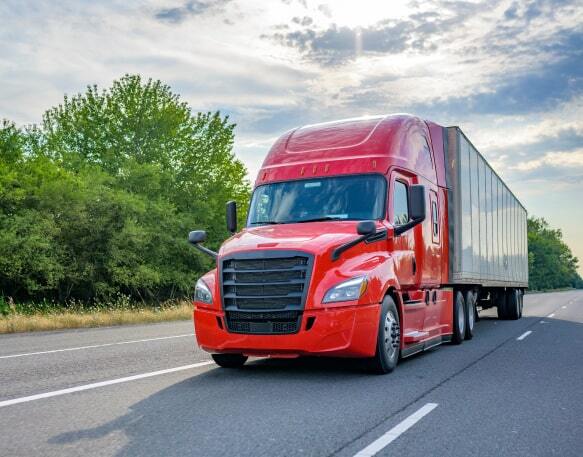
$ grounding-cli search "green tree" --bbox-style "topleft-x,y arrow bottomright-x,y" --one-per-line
527,217 -> 582,290
0,75 -> 250,304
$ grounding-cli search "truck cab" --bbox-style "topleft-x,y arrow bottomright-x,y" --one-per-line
189,114 -> 527,373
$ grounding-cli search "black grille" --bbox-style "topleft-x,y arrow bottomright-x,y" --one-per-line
221,252 -> 312,334
226,310 -> 302,334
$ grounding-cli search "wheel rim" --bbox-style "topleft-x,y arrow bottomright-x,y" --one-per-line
468,295 -> 475,331
383,310 -> 400,361
458,298 -> 465,335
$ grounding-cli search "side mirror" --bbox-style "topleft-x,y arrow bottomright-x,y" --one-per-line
188,230 -> 207,244
409,185 -> 426,221
357,220 -> 376,236
394,185 -> 426,236
187,230 -> 217,259
226,201 -> 237,234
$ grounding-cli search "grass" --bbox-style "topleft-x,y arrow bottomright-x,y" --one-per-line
0,298 -> 192,334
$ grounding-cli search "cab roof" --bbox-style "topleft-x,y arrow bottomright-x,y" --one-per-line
255,114 -> 446,187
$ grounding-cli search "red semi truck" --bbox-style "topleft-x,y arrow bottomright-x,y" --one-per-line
188,114 -> 529,374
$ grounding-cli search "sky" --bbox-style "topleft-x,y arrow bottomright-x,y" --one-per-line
1,0 -> 582,273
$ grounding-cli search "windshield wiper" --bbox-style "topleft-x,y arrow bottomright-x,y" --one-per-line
295,216 -> 347,223
249,221 -> 286,225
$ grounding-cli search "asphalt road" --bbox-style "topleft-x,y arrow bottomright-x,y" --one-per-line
1,290 -> 582,457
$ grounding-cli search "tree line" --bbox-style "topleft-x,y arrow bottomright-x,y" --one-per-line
527,217 -> 582,290
0,75 -> 249,304
0,75 -> 580,306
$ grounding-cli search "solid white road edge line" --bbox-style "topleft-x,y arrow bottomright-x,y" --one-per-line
0,361 -> 213,408
0,334 -> 194,360
517,330 -> 532,341
353,403 -> 438,457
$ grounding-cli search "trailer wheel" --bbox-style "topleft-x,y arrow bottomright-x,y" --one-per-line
452,291 -> 466,344
211,353 -> 248,368
496,291 -> 508,320
368,295 -> 400,374
518,290 -> 524,318
506,289 -> 520,320
464,290 -> 476,340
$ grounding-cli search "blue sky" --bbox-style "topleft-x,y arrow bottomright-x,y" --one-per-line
1,0 -> 582,272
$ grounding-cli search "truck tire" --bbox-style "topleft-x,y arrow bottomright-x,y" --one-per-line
211,353 -> 248,368
496,291 -> 508,320
518,290 -> 524,318
451,291 -> 466,344
506,289 -> 520,320
368,295 -> 400,374
464,290 -> 476,340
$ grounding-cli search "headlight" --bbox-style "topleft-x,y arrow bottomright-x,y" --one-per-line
322,276 -> 368,303
195,279 -> 213,304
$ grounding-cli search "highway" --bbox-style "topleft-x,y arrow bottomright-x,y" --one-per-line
1,290 -> 582,457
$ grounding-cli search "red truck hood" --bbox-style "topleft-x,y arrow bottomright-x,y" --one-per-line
219,221 -> 363,257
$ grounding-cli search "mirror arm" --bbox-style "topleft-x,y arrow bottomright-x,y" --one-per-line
193,244 -> 218,259
331,229 -> 387,262
394,216 -> 424,236
331,234 -> 369,261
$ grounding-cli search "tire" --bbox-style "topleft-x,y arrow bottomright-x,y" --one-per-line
368,295 -> 401,374
506,289 -> 520,320
211,353 -> 248,368
451,291 -> 466,344
496,291 -> 508,320
464,290 -> 476,340
518,290 -> 524,318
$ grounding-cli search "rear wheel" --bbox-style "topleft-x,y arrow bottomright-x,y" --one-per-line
464,290 -> 476,340
211,353 -> 248,368
496,291 -> 508,319
506,289 -> 521,320
518,290 -> 524,318
368,295 -> 400,374
452,291 -> 466,344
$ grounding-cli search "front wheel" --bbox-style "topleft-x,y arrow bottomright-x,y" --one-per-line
368,296 -> 400,374
211,353 -> 248,368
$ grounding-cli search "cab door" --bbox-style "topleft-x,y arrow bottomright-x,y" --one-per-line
389,171 -> 425,338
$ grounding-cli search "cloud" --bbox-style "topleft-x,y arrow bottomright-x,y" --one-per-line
154,0 -> 231,24
495,127 -> 583,158
415,29 -> 583,116
267,13 -> 450,65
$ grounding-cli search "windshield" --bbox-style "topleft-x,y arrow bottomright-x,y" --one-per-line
247,174 -> 386,226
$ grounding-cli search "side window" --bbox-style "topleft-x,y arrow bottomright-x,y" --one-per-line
393,181 -> 409,225
431,201 -> 439,238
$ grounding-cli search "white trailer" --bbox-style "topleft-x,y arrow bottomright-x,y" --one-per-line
444,127 -> 528,288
